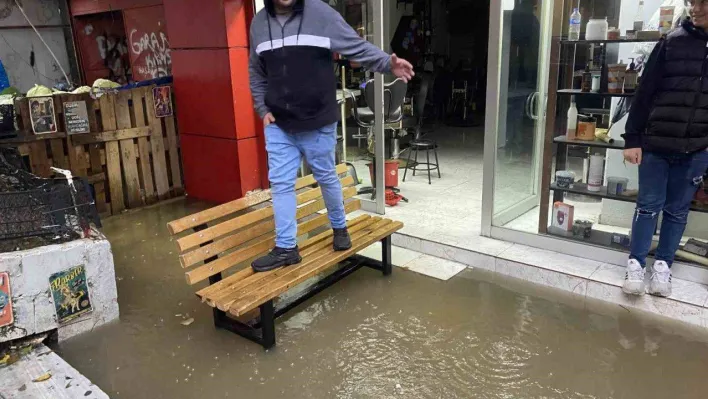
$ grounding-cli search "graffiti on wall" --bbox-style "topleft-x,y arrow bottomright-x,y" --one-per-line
129,29 -> 171,79
96,31 -> 130,84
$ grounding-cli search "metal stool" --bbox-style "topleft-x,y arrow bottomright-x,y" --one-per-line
402,139 -> 441,184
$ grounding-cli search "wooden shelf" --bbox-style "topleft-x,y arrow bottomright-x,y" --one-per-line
550,182 -> 708,213
559,37 -> 661,44
558,89 -> 634,97
554,136 -> 625,150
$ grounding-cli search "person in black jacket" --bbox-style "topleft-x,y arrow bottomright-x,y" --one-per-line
622,6 -> 708,297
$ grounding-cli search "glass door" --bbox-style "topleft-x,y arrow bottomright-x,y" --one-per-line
483,0 -> 553,231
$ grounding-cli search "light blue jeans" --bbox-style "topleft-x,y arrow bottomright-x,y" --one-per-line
630,150 -> 708,267
265,122 -> 346,249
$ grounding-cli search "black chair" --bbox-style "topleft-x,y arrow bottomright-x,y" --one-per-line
348,78 -> 408,197
403,73 -> 441,185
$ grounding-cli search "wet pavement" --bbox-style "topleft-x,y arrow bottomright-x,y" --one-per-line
56,200 -> 708,399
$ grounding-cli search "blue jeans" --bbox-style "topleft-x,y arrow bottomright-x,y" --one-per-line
630,151 -> 708,267
265,122 -> 346,249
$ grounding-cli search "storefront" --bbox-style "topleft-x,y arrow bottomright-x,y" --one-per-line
481,0 -> 708,269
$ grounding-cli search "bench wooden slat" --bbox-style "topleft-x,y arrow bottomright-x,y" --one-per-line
228,220 -> 403,316
184,189 -> 359,285
207,216 -> 379,309
193,202 -> 364,298
175,177 -> 355,252
167,163 -> 349,234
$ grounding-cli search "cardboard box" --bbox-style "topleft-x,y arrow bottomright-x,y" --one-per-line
552,202 -> 574,232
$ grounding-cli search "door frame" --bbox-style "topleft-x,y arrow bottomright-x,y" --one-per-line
482,0 -> 554,234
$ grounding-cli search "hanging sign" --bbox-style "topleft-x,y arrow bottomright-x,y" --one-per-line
152,86 -> 173,118
64,101 -> 91,134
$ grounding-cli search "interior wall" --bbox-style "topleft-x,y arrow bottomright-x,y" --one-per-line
0,0 -> 72,92
601,0 -> 707,239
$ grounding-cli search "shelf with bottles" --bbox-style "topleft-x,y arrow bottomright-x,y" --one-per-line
558,37 -> 661,45
565,0 -> 667,44
557,89 -> 634,97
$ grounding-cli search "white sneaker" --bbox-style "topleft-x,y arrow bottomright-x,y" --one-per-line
648,261 -> 672,297
623,259 -> 646,296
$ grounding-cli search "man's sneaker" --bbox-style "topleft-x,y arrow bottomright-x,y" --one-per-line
333,228 -> 352,251
622,259 -> 646,296
251,247 -> 302,272
648,260 -> 672,297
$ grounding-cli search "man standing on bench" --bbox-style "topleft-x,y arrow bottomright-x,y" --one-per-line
248,0 -> 414,272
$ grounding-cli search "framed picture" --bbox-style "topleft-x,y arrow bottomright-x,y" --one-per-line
0,272 -> 13,328
152,86 -> 173,118
49,265 -> 93,324
29,96 -> 57,134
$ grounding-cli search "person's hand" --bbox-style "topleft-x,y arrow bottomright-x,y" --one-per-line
391,54 -> 415,83
623,148 -> 642,165
263,113 -> 275,127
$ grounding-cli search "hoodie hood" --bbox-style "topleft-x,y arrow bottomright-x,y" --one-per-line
264,0 -> 305,17
682,17 -> 708,40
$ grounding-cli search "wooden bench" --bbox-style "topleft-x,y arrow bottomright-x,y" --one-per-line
166,164 -> 403,349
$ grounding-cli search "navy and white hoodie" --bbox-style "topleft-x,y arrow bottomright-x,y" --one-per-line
249,0 -> 392,133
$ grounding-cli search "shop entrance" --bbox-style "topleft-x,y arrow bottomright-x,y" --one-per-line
337,0 -> 492,243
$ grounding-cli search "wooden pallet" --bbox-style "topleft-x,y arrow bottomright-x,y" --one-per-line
0,86 -> 183,216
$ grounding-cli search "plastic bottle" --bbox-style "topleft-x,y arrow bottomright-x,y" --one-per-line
567,96 -> 578,139
634,0 -> 645,32
569,8 -> 582,41
581,63 -> 592,92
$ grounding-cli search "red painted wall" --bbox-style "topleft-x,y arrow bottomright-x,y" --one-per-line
124,6 -> 171,81
70,0 -> 162,16
69,0 -> 170,84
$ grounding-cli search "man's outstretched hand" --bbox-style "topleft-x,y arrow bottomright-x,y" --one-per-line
391,54 -> 415,83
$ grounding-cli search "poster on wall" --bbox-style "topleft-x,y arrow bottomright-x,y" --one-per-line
152,86 -> 173,118
0,272 -> 14,328
49,265 -> 93,324
30,97 -> 57,134
64,101 -> 91,134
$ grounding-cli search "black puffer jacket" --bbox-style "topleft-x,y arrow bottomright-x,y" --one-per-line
624,19 -> 708,153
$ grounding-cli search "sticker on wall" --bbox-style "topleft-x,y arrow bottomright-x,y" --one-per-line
0,272 -> 14,328
64,101 -> 91,134
49,265 -> 93,324
29,96 -> 57,134
152,86 -> 173,118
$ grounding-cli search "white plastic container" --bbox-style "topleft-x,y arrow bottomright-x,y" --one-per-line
588,154 -> 605,192
566,96 -> 578,139
586,18 -> 609,41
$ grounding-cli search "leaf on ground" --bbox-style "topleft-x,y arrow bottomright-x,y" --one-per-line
18,384 -> 27,392
84,390 -> 92,396
33,373 -> 52,382
180,318 -> 194,326
0,354 -> 9,365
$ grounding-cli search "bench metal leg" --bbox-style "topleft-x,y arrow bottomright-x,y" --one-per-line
259,301 -> 276,349
381,236 -> 392,276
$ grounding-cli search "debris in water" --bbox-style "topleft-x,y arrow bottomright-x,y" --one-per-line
396,384 -> 402,389
32,373 -> 52,382
181,318 -> 195,326
175,314 -> 183,317
210,373 -> 214,377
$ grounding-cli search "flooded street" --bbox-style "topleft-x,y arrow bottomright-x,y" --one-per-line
56,200 -> 708,399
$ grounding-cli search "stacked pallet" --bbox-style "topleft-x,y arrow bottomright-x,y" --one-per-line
0,86 -> 183,216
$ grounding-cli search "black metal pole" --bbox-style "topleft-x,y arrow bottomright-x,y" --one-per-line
381,236 -> 392,276
259,300 -> 276,349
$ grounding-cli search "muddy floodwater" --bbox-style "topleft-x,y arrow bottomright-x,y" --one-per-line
56,200 -> 708,398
